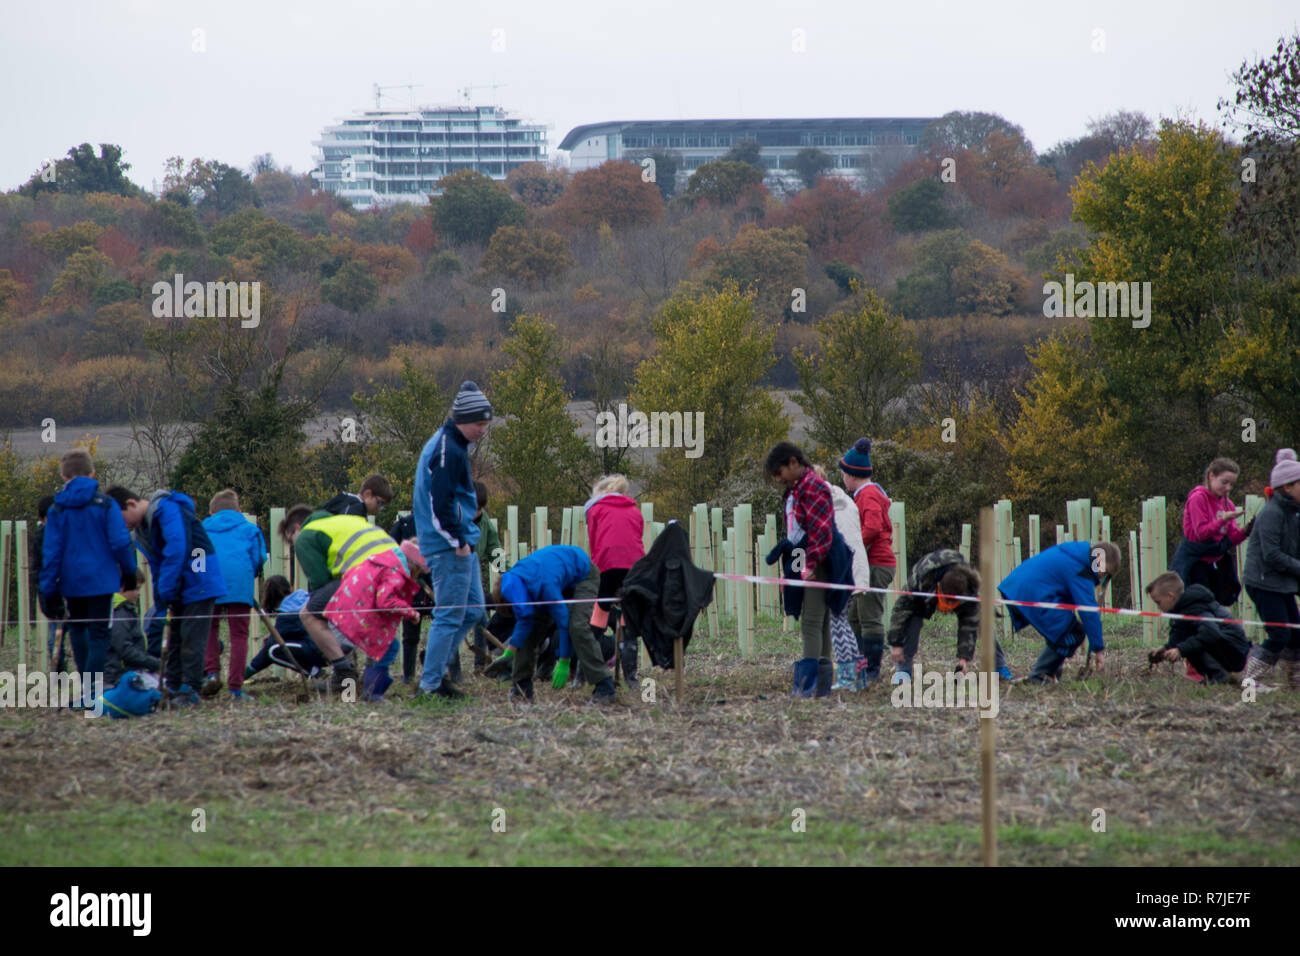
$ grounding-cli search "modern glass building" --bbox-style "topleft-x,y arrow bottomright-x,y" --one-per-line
313,105 -> 548,210
558,117 -> 933,176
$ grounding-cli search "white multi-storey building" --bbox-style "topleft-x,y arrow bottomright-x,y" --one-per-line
313,105 -> 547,211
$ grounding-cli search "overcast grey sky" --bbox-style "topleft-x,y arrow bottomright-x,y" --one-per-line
2,0 -> 1296,192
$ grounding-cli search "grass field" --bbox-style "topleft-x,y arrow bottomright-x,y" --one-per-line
2,615 -> 1297,866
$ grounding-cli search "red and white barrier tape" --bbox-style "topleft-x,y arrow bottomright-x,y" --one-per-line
712,570 -> 1300,632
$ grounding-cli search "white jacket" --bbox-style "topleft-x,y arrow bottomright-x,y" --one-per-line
830,483 -> 870,590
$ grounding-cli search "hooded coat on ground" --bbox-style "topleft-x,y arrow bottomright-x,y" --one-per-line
40,475 -> 137,599
106,594 -> 160,688
620,522 -> 715,669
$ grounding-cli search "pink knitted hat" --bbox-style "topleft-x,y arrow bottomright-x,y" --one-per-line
1270,448 -> 1300,489
399,539 -> 428,576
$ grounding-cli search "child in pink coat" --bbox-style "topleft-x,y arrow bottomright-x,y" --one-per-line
324,539 -> 424,700
584,474 -> 645,686
1175,458 -> 1252,682
1180,458 -> 1251,607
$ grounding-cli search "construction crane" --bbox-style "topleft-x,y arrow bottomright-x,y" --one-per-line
458,83 -> 506,104
372,83 -> 423,109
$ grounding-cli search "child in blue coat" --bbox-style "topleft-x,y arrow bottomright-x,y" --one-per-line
201,489 -> 267,701
998,540 -> 1120,683
107,485 -> 227,707
483,545 -> 615,702
39,450 -> 137,704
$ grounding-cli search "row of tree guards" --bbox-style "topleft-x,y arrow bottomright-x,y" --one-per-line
0,494 -> 1268,672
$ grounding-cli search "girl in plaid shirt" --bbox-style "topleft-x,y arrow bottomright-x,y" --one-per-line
766,441 -> 837,697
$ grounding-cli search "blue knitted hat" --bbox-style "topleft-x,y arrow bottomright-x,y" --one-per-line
839,438 -> 873,477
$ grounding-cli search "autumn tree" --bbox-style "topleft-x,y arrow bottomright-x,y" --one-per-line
973,130 -> 1036,188
706,224 -> 809,322
623,149 -> 681,200
894,230 -> 1030,317
1070,120 -> 1239,433
551,161 -> 663,231
887,178 -> 954,232
19,143 -> 142,198
320,260 -> 380,312
921,112 -> 1028,155
429,169 -> 525,245
477,225 -> 575,288
629,287 -> 789,516
488,313 -> 598,517
505,162 -> 569,207
776,177 -> 880,261
350,350 -> 449,506
1003,329 -> 1146,529
44,248 -> 113,310
1086,110 -> 1155,151
722,138 -> 764,171
685,160 -> 764,205
793,288 -> 920,458
791,148 -> 834,189
1219,30 -> 1300,280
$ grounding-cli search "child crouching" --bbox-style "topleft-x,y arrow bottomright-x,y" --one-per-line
320,540 -> 425,701
1145,572 -> 1248,685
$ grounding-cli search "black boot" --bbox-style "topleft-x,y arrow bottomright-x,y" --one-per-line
859,635 -> 884,682
619,638 -> 639,687
814,658 -> 834,698
402,629 -> 419,684
596,629 -> 616,664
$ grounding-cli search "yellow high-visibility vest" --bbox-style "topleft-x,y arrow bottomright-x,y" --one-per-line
303,514 -> 398,579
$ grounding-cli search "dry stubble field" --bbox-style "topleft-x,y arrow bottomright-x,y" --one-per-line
1,616 -> 1297,866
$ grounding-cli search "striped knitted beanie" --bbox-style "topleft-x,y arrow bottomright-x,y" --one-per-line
451,381 -> 493,423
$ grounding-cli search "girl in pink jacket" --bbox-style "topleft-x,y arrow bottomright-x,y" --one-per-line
324,539 -> 424,700
1180,457 -> 1251,609
584,475 -> 645,687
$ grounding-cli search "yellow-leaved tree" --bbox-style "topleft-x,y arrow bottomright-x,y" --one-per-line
629,287 -> 790,519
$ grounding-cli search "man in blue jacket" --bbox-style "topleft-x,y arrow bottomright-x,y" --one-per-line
108,486 -> 227,707
998,540 -> 1120,683
483,545 -> 615,702
412,381 -> 492,700
40,450 -> 137,705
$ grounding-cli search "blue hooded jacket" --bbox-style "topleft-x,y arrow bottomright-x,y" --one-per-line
500,545 -> 591,658
134,491 -> 228,606
40,476 -> 137,598
998,541 -> 1106,652
202,509 -> 267,606
413,419 -> 481,558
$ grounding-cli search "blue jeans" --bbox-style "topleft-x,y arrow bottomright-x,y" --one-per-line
419,550 -> 485,692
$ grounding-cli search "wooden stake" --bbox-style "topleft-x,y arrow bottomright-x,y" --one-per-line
0,520 -> 11,645
978,506 -> 998,867
15,521 -> 29,669
673,635 -> 684,701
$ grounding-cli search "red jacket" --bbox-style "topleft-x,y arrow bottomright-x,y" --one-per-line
852,481 -> 896,568
1183,484 -> 1249,563
323,549 -> 420,659
585,494 -> 645,571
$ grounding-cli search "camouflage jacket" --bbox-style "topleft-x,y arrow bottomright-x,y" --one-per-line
886,548 -> 980,660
